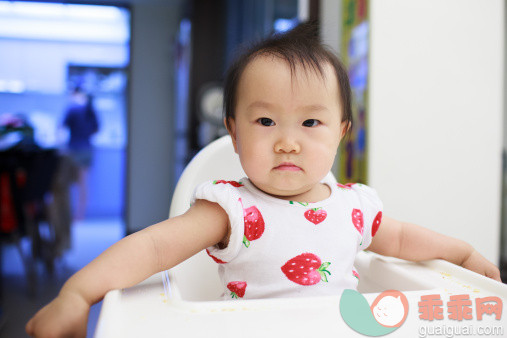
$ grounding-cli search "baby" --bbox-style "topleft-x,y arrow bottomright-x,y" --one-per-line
26,22 -> 501,337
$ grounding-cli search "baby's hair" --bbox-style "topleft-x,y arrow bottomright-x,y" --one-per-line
223,21 -> 353,138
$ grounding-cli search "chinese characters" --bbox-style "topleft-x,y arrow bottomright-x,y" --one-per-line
418,294 -> 502,321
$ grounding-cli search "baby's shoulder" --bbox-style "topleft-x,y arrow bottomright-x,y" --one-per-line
194,179 -> 246,194
192,179 -> 247,206
336,182 -> 376,194
335,182 -> 383,208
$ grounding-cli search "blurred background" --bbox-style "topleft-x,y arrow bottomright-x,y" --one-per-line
0,0 -> 505,336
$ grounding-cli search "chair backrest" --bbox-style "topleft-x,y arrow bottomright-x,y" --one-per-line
169,135 -> 245,218
168,135 -> 245,301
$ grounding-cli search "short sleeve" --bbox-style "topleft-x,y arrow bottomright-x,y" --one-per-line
350,183 -> 383,250
191,180 -> 245,263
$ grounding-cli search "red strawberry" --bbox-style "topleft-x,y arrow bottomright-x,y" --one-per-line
206,249 -> 226,264
352,269 -> 360,279
281,253 -> 331,286
227,281 -> 247,298
304,208 -> 327,225
239,198 -> 265,248
372,211 -> 382,237
213,180 -> 243,187
352,208 -> 364,235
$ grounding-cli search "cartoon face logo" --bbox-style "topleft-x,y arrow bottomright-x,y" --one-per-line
370,290 -> 409,328
340,289 -> 409,336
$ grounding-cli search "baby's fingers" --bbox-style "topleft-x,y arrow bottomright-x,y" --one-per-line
485,267 -> 502,282
25,309 -> 44,336
25,312 -> 51,337
460,250 -> 503,283
25,294 -> 89,338
25,317 -> 34,335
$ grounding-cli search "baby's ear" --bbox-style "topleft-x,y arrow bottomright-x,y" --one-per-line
224,117 -> 238,153
340,121 -> 352,139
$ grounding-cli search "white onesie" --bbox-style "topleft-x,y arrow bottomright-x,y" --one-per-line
191,176 -> 383,300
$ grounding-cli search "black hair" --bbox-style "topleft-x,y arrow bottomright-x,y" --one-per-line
223,21 -> 352,138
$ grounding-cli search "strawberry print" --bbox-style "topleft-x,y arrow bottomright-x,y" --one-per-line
351,208 -> 364,235
239,198 -> 265,248
227,281 -> 247,298
281,253 -> 331,286
337,182 -> 355,189
352,269 -> 360,279
213,180 -> 243,187
372,211 -> 382,237
206,249 -> 226,264
304,207 -> 327,225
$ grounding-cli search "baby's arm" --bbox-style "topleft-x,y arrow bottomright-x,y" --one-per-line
367,216 -> 501,282
26,199 -> 229,338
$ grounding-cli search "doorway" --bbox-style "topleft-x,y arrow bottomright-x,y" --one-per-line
0,1 -> 129,335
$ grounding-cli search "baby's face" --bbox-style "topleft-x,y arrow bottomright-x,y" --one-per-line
228,55 -> 346,201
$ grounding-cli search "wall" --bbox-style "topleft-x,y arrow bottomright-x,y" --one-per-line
368,0 -> 504,263
503,2 -> 507,262
126,2 -> 182,233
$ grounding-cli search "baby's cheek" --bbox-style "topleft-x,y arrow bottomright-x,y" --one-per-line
308,147 -> 335,169
240,154 -> 267,180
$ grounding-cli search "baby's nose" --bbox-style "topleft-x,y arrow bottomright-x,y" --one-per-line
274,137 -> 301,153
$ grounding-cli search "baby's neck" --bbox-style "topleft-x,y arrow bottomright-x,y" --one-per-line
261,182 -> 332,203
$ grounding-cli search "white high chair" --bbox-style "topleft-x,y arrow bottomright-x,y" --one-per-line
96,136 -> 507,338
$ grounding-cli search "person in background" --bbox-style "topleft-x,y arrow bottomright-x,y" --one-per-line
62,87 -> 99,220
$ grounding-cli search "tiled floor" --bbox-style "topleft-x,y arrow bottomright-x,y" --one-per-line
1,218 -> 124,338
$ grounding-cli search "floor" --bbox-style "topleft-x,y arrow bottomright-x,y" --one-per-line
0,218 -> 124,338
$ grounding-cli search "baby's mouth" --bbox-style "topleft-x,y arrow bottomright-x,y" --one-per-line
274,162 -> 302,171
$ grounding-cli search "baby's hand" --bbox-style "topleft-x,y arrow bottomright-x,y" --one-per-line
26,291 -> 90,338
461,249 -> 502,282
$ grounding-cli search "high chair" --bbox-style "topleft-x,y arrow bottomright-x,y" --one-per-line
96,135 -> 507,337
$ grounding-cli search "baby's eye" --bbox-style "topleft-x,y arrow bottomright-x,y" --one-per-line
302,119 -> 320,127
258,117 -> 275,126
